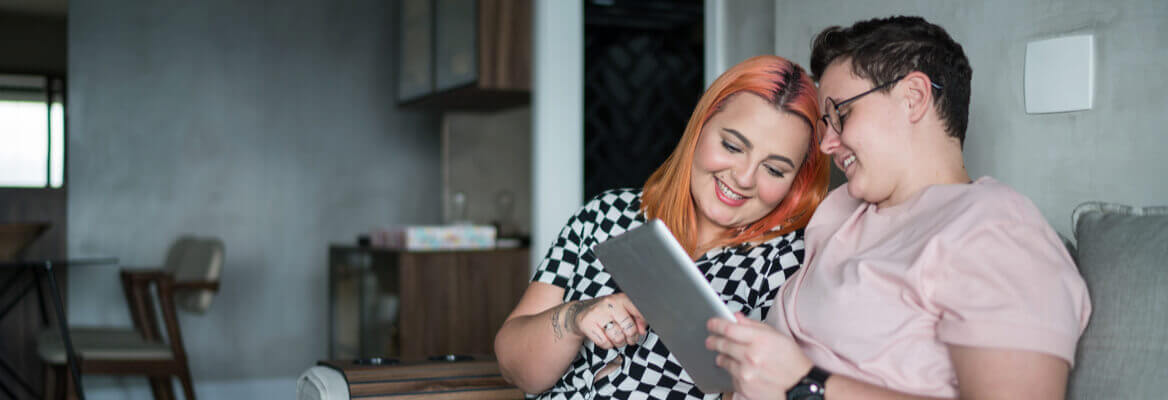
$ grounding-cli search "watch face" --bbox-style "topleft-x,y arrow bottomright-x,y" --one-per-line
786,381 -> 827,400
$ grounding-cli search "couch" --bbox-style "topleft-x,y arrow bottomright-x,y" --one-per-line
297,202 -> 1168,400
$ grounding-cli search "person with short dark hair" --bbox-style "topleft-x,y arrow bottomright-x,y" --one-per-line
706,16 -> 1090,400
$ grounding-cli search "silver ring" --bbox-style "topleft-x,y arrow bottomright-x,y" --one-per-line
604,321 -> 616,330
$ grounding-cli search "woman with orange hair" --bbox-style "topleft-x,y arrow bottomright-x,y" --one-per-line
495,55 -> 830,399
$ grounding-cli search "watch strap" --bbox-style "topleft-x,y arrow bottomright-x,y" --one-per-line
805,365 -> 830,387
786,365 -> 830,400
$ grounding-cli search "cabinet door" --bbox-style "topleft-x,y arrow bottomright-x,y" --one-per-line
458,249 -> 530,352
398,252 -> 460,359
435,0 -> 478,91
398,0 -> 433,102
397,249 -> 528,359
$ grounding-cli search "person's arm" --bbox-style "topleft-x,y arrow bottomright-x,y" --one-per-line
706,315 -> 1069,400
495,282 -> 648,393
817,345 -> 1068,400
946,345 -> 1069,399
494,282 -> 586,393
706,315 -> 945,399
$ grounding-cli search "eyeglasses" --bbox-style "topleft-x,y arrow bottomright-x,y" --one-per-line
819,75 -> 943,135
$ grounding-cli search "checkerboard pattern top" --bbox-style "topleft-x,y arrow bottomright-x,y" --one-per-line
530,189 -> 805,400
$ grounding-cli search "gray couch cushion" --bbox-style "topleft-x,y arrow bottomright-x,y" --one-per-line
1068,202 -> 1168,399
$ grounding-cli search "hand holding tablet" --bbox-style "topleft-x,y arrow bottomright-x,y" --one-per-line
594,219 -> 738,394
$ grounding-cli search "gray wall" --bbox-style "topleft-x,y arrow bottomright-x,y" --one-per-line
774,0 -> 1168,236
67,0 -> 441,396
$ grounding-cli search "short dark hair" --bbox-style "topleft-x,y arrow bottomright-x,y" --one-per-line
810,16 -> 972,144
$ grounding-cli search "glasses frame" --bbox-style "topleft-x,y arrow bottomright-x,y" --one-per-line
819,75 -> 944,135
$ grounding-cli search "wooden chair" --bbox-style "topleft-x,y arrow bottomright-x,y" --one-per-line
38,236 -> 224,400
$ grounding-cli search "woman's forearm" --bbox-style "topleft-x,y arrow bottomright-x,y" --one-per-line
494,301 -> 587,393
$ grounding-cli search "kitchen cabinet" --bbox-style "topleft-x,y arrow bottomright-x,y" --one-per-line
397,0 -> 531,110
328,246 -> 529,359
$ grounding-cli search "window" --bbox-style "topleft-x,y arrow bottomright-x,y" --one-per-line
0,74 -> 65,188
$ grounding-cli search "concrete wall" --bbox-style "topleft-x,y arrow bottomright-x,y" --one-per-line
67,0 -> 441,397
773,0 -> 1168,236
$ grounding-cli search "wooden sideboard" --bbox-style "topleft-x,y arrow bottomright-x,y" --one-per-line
328,246 -> 529,360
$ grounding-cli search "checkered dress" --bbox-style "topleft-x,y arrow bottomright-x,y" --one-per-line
531,189 -> 805,400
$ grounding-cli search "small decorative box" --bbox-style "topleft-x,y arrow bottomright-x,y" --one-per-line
371,225 -> 497,250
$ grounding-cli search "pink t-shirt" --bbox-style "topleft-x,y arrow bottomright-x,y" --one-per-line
767,177 -> 1091,397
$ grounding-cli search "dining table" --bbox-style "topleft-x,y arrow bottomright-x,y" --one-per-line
0,256 -> 117,400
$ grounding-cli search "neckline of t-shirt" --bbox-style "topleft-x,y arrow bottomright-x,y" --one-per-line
866,176 -> 995,217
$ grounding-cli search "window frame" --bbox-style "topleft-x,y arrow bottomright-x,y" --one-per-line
0,73 -> 66,189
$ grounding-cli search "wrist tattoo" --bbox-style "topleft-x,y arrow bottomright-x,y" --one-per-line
564,298 -> 601,336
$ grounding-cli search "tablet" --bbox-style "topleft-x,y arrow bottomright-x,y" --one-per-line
593,219 -> 737,394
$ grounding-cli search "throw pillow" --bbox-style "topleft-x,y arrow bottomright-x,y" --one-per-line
1067,202 -> 1168,399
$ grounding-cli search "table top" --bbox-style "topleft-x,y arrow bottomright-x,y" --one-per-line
0,257 -> 118,269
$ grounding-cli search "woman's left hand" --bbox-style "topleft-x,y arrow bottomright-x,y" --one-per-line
706,312 -> 813,400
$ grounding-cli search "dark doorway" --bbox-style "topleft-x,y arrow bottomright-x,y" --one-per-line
583,0 -> 703,201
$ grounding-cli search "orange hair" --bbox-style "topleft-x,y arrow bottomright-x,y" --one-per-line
641,55 -> 830,258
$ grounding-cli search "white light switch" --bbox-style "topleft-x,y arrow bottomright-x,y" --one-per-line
1024,34 -> 1094,114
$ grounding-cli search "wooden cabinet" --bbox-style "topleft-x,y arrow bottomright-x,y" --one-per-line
328,246 -> 529,360
397,0 -> 531,110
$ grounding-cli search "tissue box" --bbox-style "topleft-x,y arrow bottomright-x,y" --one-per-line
372,225 -> 496,250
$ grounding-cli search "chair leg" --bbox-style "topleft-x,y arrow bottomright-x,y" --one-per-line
62,365 -> 77,400
147,376 -> 175,400
178,371 -> 195,400
42,363 -> 56,400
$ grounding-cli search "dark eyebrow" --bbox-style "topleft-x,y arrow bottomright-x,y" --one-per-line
766,154 -> 796,169
722,128 -> 796,168
723,128 -> 753,149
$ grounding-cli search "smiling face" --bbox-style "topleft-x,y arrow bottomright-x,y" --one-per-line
817,60 -> 912,206
690,93 -> 811,240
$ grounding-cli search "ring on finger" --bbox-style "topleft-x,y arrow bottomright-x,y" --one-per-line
604,321 -> 617,331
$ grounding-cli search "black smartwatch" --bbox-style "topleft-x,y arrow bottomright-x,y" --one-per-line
786,365 -> 831,400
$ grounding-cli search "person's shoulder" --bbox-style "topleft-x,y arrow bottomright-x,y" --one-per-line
806,184 -> 864,230
949,177 -> 1046,224
578,188 -> 645,225
585,188 -> 642,211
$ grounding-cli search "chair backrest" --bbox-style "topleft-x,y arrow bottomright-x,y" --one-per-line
163,236 -> 225,313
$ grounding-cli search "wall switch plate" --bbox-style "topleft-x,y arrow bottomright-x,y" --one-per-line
1025,34 -> 1094,114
